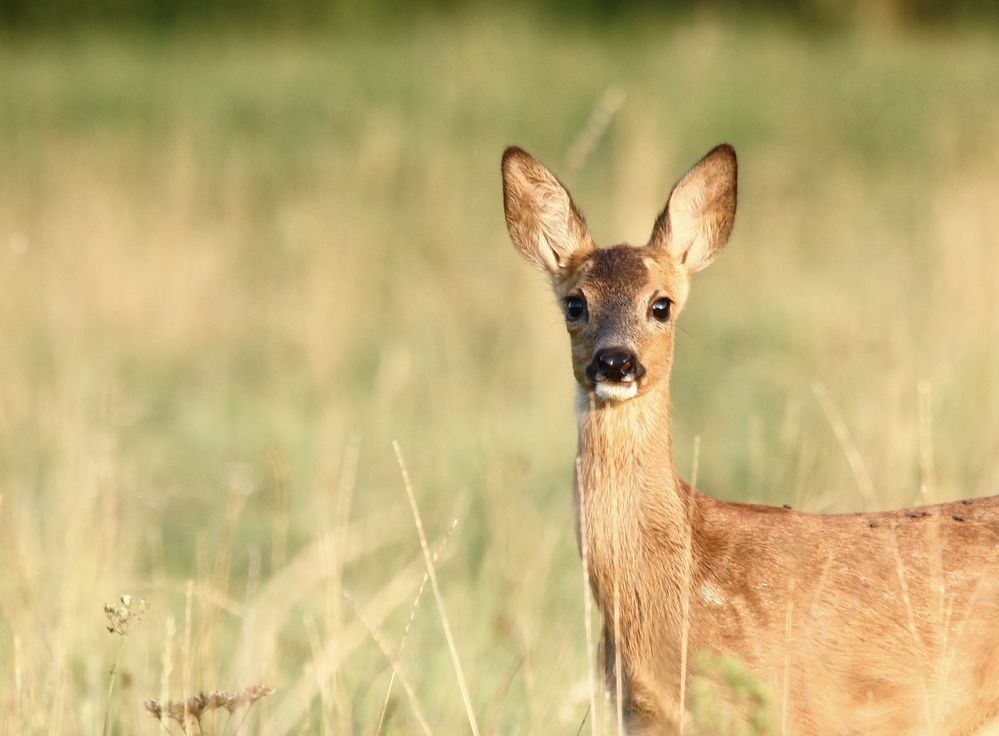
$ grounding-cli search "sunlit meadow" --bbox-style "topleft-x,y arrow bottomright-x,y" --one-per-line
1,13 -> 998,734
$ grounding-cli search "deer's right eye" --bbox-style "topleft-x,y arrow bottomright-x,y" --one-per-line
565,296 -> 587,322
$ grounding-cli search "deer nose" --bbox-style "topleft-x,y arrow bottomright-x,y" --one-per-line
589,348 -> 642,383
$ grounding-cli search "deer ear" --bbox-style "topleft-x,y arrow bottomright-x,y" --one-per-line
649,144 -> 737,273
502,147 -> 594,274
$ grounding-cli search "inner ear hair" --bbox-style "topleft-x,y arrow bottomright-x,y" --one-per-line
649,143 -> 737,273
502,146 -> 594,273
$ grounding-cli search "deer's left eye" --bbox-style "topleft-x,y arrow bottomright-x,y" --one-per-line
650,297 -> 671,322
565,295 -> 587,322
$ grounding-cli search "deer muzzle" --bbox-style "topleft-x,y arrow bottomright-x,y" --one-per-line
586,348 -> 646,402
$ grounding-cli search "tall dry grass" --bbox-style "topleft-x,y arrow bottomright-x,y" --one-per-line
0,13 -> 998,734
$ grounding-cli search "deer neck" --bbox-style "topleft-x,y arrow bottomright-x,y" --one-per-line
574,379 -> 690,663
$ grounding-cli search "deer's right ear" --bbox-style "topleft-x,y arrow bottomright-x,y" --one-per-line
502,147 -> 594,274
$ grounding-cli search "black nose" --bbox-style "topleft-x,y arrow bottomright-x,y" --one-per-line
590,348 -> 641,383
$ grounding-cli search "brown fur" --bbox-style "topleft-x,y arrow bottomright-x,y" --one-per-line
501,144 -> 999,735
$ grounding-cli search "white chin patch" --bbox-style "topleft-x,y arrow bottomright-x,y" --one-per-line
594,382 -> 638,402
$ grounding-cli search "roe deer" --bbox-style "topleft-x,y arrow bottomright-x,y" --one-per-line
501,143 -> 999,735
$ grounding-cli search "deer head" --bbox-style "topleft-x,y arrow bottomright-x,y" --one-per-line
501,144 -> 738,403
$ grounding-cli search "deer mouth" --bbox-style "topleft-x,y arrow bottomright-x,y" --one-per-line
594,380 -> 639,402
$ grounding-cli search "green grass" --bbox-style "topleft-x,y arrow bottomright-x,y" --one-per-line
1,13 -> 998,734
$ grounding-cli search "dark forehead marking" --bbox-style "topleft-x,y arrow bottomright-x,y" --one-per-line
586,245 -> 649,290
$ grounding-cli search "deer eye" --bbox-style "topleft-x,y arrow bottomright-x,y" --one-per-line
650,297 -> 671,322
565,295 -> 587,322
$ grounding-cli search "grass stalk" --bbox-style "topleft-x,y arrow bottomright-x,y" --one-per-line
13,633 -> 22,734
612,487 -> 624,736
917,380 -> 937,499
813,381 -> 879,510
102,634 -> 126,736
781,579 -> 795,736
303,613 -> 334,736
375,518 -> 458,736
344,591 -> 434,736
565,87 -> 627,176
678,436 -> 700,735
576,456 -> 600,736
393,440 -> 481,736
182,580 -> 194,726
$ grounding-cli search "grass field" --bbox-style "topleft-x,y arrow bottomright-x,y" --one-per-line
1,12 -> 999,734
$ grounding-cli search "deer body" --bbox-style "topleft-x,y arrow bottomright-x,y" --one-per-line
502,144 -> 999,734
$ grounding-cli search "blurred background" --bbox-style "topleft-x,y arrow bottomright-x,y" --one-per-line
1,1 -> 998,733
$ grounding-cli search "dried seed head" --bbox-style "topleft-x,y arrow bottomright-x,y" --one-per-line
242,684 -> 276,704
103,595 -> 149,636
186,692 -> 208,719
144,685 -> 276,726
204,690 -> 228,710
165,701 -> 188,725
224,691 -> 242,712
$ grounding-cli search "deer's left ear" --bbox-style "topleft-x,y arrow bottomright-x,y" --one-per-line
648,144 -> 737,273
